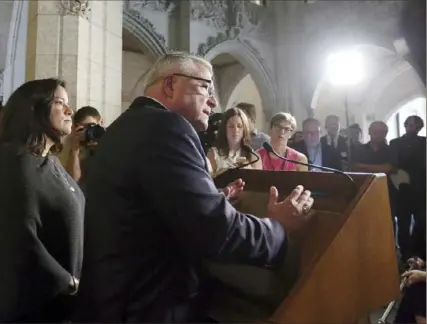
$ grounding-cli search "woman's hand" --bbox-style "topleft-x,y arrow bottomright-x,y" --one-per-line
402,270 -> 426,285
68,276 -> 79,295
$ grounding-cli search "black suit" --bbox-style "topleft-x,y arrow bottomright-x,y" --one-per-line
320,135 -> 349,169
292,140 -> 343,171
74,97 -> 286,323
390,134 -> 426,260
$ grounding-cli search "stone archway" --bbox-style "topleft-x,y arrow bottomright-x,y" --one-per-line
204,39 -> 276,121
122,10 -> 168,111
122,10 -> 168,62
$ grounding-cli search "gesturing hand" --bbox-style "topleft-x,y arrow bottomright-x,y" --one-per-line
223,178 -> 245,200
267,185 -> 314,232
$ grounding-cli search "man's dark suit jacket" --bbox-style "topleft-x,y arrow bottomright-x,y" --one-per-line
320,135 -> 348,169
390,134 -> 426,195
74,97 -> 286,323
292,140 -> 343,170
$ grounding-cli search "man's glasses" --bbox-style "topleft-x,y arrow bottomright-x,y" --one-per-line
172,73 -> 216,98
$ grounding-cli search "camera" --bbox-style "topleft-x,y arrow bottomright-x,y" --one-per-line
84,123 -> 106,144
198,112 -> 223,154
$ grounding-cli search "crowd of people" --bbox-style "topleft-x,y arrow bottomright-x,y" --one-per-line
0,51 -> 424,323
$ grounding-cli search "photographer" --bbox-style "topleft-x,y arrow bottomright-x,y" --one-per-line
63,106 -> 105,182
394,257 -> 426,324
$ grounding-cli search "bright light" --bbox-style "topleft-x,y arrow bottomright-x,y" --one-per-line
326,50 -> 365,87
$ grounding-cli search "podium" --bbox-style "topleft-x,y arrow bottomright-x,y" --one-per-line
205,169 -> 400,324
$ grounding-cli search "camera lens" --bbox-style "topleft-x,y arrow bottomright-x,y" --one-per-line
85,124 -> 106,142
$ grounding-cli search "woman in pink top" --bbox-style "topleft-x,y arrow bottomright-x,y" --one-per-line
257,112 -> 308,171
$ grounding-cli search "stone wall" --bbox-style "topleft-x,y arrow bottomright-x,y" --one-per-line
0,0 -> 423,132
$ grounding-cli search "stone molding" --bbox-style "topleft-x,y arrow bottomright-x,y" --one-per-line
125,1 -> 168,49
126,0 -> 175,13
58,0 -> 91,18
204,38 -> 277,120
123,10 -> 168,60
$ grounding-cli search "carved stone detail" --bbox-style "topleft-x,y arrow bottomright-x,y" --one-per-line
126,0 -> 175,13
195,0 -> 273,55
59,0 -> 91,18
197,28 -> 240,56
125,5 -> 167,46
190,0 -> 229,30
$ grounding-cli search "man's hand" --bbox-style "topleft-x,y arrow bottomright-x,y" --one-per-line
267,185 -> 314,232
407,257 -> 425,268
402,269 -> 426,285
223,178 -> 245,200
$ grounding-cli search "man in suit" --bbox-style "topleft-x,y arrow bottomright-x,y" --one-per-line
320,114 -> 349,170
292,118 -> 342,171
390,115 -> 426,262
74,52 -> 314,323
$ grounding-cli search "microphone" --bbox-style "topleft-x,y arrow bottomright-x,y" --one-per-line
233,145 -> 260,170
262,142 -> 357,198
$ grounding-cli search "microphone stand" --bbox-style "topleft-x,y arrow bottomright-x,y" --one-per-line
262,142 -> 357,199
232,145 -> 260,170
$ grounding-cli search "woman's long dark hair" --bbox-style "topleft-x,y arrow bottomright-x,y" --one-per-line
214,107 -> 252,160
0,78 -> 66,155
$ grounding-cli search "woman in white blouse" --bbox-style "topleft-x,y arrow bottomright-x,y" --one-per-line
207,107 -> 262,177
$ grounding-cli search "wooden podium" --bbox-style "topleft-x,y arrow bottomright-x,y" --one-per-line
206,169 -> 400,324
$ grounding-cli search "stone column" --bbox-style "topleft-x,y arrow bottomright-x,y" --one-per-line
25,0 -> 123,125
168,1 -> 190,52
273,1 -> 308,129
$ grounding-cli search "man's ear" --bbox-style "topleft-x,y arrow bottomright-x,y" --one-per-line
163,76 -> 174,98
99,118 -> 105,127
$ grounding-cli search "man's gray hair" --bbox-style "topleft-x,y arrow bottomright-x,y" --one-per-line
143,52 -> 213,92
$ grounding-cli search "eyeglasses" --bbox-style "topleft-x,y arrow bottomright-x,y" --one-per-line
172,73 -> 216,98
273,124 -> 293,133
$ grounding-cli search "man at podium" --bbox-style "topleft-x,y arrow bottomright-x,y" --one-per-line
74,52 -> 314,323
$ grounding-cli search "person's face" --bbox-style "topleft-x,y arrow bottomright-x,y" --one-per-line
75,115 -> 102,129
168,64 -> 217,131
369,123 -> 388,144
226,115 -> 244,147
247,117 -> 256,132
325,116 -> 340,136
405,117 -> 420,135
270,121 -> 294,145
49,86 -> 73,136
349,128 -> 361,142
303,121 -> 321,147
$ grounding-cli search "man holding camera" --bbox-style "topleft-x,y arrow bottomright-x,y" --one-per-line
61,106 -> 104,183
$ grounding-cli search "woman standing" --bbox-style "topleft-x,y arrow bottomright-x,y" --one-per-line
207,107 -> 262,177
258,112 -> 308,172
0,79 -> 85,322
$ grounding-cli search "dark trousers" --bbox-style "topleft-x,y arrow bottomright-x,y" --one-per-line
394,282 -> 426,323
396,185 -> 426,260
